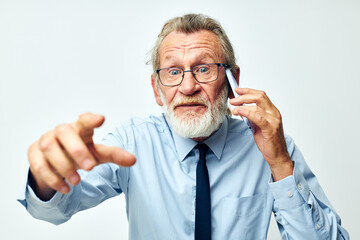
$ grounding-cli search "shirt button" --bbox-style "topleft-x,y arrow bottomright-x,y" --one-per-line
297,183 -> 303,190
287,191 -> 293,198
316,223 -> 322,229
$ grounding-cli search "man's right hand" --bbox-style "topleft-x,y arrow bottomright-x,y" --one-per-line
28,113 -> 136,200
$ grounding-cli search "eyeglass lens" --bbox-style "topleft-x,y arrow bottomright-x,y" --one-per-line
158,64 -> 220,86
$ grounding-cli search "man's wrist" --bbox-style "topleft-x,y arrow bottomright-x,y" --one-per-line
28,170 -> 56,201
270,158 -> 294,182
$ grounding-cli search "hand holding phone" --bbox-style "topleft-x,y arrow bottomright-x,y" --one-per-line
225,69 -> 255,133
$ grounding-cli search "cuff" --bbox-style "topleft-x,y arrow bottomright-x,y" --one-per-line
17,168 -> 65,209
25,185 -> 64,208
269,162 -> 311,210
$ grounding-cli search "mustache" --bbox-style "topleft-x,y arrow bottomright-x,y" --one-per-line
172,95 -> 209,108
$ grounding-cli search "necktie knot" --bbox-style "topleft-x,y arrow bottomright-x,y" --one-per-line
196,143 -> 209,163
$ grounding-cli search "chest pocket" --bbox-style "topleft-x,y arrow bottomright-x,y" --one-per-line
220,193 -> 266,240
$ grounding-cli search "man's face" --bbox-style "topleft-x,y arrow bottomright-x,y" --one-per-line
151,30 -> 228,140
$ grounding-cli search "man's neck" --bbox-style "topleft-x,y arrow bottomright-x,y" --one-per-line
192,136 -> 209,142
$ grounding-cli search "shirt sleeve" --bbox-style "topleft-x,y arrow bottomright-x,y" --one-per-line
17,124 -> 132,225
269,137 -> 349,240
17,163 -> 127,225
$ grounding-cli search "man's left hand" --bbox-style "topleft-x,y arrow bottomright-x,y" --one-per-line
229,88 -> 293,181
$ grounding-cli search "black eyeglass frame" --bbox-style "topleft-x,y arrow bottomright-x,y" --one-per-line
156,63 -> 230,87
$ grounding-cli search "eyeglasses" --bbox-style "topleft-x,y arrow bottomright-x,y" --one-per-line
156,63 -> 230,87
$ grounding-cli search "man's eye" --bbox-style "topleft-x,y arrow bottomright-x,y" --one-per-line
198,67 -> 209,73
169,69 -> 181,75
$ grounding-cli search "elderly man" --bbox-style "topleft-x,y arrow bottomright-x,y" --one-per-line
18,14 -> 349,239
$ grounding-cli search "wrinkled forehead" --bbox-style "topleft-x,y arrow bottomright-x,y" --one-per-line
158,30 -> 223,63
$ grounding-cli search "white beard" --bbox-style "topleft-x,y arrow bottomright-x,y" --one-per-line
159,85 -> 228,139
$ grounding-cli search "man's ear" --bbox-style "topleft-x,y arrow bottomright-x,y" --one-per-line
151,74 -> 164,106
228,66 -> 240,99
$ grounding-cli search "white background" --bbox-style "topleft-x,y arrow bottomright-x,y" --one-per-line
1,0 -> 359,239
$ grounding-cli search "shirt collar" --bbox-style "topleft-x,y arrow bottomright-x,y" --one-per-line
203,117 -> 228,160
166,115 -> 229,162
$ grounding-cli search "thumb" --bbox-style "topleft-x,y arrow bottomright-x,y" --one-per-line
73,113 -> 105,143
93,144 -> 136,167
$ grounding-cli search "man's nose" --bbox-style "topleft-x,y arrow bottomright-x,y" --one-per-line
178,71 -> 200,95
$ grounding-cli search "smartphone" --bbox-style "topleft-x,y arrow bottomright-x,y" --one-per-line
225,69 -> 255,133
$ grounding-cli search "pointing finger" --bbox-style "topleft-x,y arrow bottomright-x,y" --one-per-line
74,113 -> 105,142
93,144 -> 136,167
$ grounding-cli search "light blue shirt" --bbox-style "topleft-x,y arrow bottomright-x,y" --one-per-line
18,115 -> 349,239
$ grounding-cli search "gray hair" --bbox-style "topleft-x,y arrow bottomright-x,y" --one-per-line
150,13 -> 237,75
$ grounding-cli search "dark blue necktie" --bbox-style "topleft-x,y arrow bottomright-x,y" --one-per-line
195,143 -> 211,240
